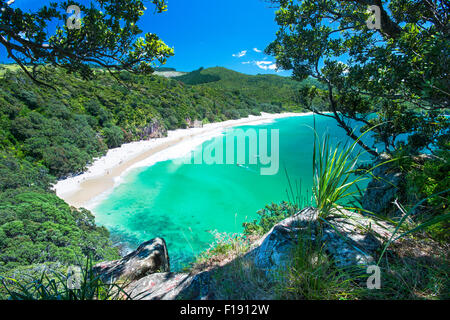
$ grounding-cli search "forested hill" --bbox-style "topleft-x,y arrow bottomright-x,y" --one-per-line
0,65 -> 306,277
174,67 -> 321,106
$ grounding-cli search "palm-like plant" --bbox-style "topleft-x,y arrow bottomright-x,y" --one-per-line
312,124 -> 397,218
0,255 -> 130,300
313,129 -> 365,218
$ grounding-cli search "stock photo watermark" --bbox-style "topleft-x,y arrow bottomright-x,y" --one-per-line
66,5 -> 82,30
64,4 -> 381,32
67,265 -> 82,290
174,128 -> 280,176
64,4 -> 381,31
366,5 -> 381,30
367,265 -> 381,289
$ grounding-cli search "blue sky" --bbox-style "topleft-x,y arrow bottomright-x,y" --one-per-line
1,0 -> 291,76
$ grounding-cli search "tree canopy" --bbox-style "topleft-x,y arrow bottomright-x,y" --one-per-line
267,0 -> 449,156
0,0 -> 174,85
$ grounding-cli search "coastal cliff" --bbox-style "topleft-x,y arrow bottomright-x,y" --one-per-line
93,207 -> 395,300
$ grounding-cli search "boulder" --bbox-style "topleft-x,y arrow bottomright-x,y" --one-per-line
249,207 -> 393,276
93,237 -> 170,283
321,210 -> 392,267
126,271 -> 212,300
93,208 -> 394,300
185,118 -> 203,128
362,153 -> 403,216
250,207 -> 319,272
138,120 -> 167,139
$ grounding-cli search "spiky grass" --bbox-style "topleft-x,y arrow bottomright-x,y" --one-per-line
312,125 -> 398,218
275,226 -> 362,300
0,255 -> 130,300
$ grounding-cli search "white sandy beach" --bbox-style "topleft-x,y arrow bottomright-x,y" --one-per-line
53,112 -> 313,210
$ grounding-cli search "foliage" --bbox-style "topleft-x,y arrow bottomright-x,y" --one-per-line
404,151 -> 450,242
363,238 -> 449,300
312,129 -> 378,218
267,0 -> 449,157
276,229 -> 360,300
174,67 -> 221,85
386,141 -> 450,242
0,187 -> 119,275
243,201 -> 299,236
377,190 -> 450,265
0,149 -> 120,277
191,230 -> 250,271
0,65 -> 300,278
0,66 -> 288,178
0,0 -> 174,86
102,125 -> 125,149
0,152 -> 53,192
189,230 -> 274,300
0,254 -> 129,300
176,66 -> 318,108
280,227 -> 449,300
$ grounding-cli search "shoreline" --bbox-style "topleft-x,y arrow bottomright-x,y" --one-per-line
53,112 -> 313,210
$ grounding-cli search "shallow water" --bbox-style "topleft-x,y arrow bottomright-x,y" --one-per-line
93,114 -> 371,270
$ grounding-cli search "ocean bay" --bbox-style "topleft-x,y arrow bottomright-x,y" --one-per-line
93,114 -> 369,270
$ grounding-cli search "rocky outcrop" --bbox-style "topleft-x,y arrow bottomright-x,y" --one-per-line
249,207 -> 319,273
137,120 -> 167,139
249,207 -> 393,276
362,153 -> 403,216
93,238 -> 170,283
95,208 -> 393,299
185,118 -> 203,128
126,271 -> 212,300
94,237 -> 213,299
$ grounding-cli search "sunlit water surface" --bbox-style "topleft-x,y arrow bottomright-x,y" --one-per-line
93,115 -> 372,270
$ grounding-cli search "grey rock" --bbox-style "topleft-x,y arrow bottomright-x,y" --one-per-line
362,153 -> 403,216
250,207 -> 319,272
93,237 -> 170,283
249,207 -> 393,277
126,271 -> 212,300
138,120 -> 167,139
185,118 -> 203,128
94,208 -> 394,300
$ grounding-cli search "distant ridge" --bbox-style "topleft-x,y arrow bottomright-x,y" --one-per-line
174,66 -> 321,105
173,67 -> 221,85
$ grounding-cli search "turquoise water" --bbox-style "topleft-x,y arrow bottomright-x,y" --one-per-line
93,115 -> 371,270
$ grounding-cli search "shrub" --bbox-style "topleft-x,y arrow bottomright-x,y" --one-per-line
243,202 -> 299,236
102,125 -> 124,148
276,229 -> 360,300
0,255 -> 129,300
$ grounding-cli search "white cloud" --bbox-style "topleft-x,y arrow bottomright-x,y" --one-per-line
232,50 -> 247,58
253,48 -> 262,53
255,60 -> 277,71
242,60 -> 279,72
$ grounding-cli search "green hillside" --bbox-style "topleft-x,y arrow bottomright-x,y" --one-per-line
175,67 -> 321,108
0,65 -> 304,277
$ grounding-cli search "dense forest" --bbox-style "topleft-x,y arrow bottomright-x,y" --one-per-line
175,67 -> 323,108
0,65 -> 306,277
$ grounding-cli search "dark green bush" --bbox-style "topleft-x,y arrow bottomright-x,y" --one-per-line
404,148 -> 450,242
102,125 -> 124,148
243,201 -> 299,236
